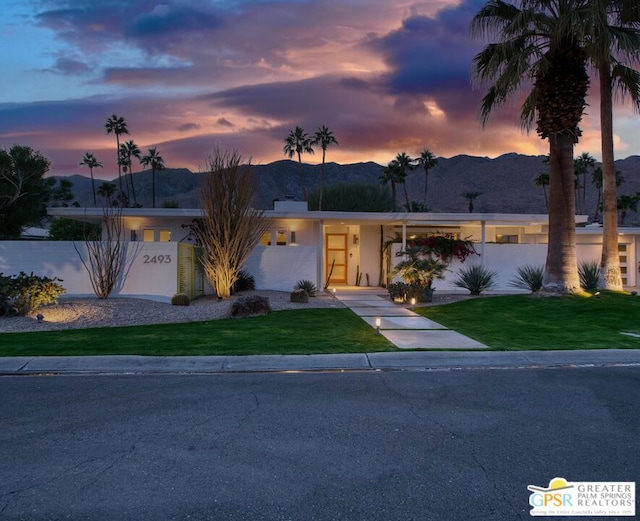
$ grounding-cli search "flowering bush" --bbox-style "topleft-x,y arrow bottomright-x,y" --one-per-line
0,272 -> 65,316
407,233 -> 478,263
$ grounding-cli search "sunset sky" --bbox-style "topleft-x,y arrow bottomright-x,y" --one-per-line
2,0 -> 639,179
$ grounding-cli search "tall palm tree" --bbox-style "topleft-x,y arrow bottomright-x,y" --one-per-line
311,125 -> 338,211
416,149 -> 438,208
379,161 -> 404,212
582,0 -> 640,289
140,146 -> 165,208
472,0 -> 591,293
104,114 -> 129,196
283,126 -> 314,199
394,152 -> 415,210
79,152 -> 103,207
120,140 -> 141,206
534,172 -> 550,212
617,193 -> 640,225
97,181 -> 117,206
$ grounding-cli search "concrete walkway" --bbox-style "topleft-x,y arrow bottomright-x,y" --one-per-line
333,288 -> 487,350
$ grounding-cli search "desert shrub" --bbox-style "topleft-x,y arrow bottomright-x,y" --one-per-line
0,272 -> 65,315
171,293 -> 190,306
509,264 -> 544,293
294,279 -> 317,297
579,260 -> 600,290
231,270 -> 256,294
454,264 -> 497,296
387,281 -> 434,303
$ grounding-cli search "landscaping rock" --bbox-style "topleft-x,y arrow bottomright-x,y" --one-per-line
290,289 -> 309,304
229,295 -> 272,318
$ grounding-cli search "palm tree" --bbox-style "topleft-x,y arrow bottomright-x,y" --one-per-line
582,0 -> 640,289
311,125 -> 338,211
79,152 -> 103,207
573,152 -> 596,215
394,152 -> 415,210
534,172 -> 550,212
617,193 -> 639,225
104,114 -> 129,196
471,0 -> 591,293
461,190 -> 483,213
416,149 -> 438,209
97,181 -> 117,206
379,160 -> 404,212
120,140 -> 141,206
283,126 -> 314,199
140,146 -> 165,208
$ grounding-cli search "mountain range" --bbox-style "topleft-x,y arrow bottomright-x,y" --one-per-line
54,153 -> 640,220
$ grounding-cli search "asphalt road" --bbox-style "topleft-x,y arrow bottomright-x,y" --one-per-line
0,367 -> 638,520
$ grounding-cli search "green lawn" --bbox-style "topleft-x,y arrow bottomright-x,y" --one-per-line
2,292 -> 639,356
417,291 -> 640,350
0,309 -> 394,357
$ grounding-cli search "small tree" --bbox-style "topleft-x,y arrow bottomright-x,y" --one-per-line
74,204 -> 126,299
192,148 -> 272,299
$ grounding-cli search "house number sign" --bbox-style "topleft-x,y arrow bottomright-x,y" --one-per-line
143,255 -> 172,264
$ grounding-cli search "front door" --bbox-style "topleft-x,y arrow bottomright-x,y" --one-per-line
326,233 -> 348,284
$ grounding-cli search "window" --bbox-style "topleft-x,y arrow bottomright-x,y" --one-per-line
496,234 -> 519,244
275,230 -> 287,246
260,231 -> 271,246
260,229 -> 290,246
159,229 -> 171,242
142,229 -> 155,242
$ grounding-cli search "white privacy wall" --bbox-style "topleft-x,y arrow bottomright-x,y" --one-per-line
243,245 -> 318,292
392,243 -> 606,292
0,241 -> 180,302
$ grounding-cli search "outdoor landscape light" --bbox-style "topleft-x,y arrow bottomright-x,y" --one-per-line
36,313 -> 44,323
375,317 -> 381,334
410,297 -> 416,310
631,291 -> 637,297
332,288 -> 336,298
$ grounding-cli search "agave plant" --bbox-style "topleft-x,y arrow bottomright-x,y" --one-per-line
509,264 -> 544,293
295,279 -> 318,297
578,260 -> 600,290
454,264 -> 497,296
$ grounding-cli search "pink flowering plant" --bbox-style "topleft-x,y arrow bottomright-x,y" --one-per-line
389,233 -> 478,302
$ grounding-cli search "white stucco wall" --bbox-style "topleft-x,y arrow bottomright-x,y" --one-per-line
0,241 -> 180,302
243,245 -> 318,291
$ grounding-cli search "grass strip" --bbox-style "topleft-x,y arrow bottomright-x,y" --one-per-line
0,309 -> 394,357
417,291 -> 640,350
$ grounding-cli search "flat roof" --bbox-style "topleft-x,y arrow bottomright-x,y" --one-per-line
48,207 -> 588,227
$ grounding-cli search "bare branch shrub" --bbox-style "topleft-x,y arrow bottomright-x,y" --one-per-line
193,148 -> 272,299
74,205 -> 126,299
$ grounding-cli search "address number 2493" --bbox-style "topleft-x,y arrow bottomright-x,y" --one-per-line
143,255 -> 172,264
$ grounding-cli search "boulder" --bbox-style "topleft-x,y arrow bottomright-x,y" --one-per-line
290,289 -> 309,304
229,295 -> 272,318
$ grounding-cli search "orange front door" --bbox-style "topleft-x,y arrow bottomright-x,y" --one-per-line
326,233 -> 348,284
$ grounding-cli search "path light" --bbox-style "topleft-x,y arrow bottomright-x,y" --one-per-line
332,288 -> 336,298
594,292 -> 601,299
410,297 -> 416,310
36,313 -> 44,323
375,317 -> 381,335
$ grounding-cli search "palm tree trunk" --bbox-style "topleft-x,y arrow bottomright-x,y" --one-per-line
402,183 -> 410,211
423,169 -> 428,207
391,182 -> 397,212
129,163 -> 138,207
319,149 -> 326,211
152,167 -> 156,208
90,168 -> 97,207
543,186 -> 548,212
116,135 -> 123,195
542,135 -> 580,293
598,62 -> 623,290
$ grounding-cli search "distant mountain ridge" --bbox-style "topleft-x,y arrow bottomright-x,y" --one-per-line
54,154 -> 640,217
